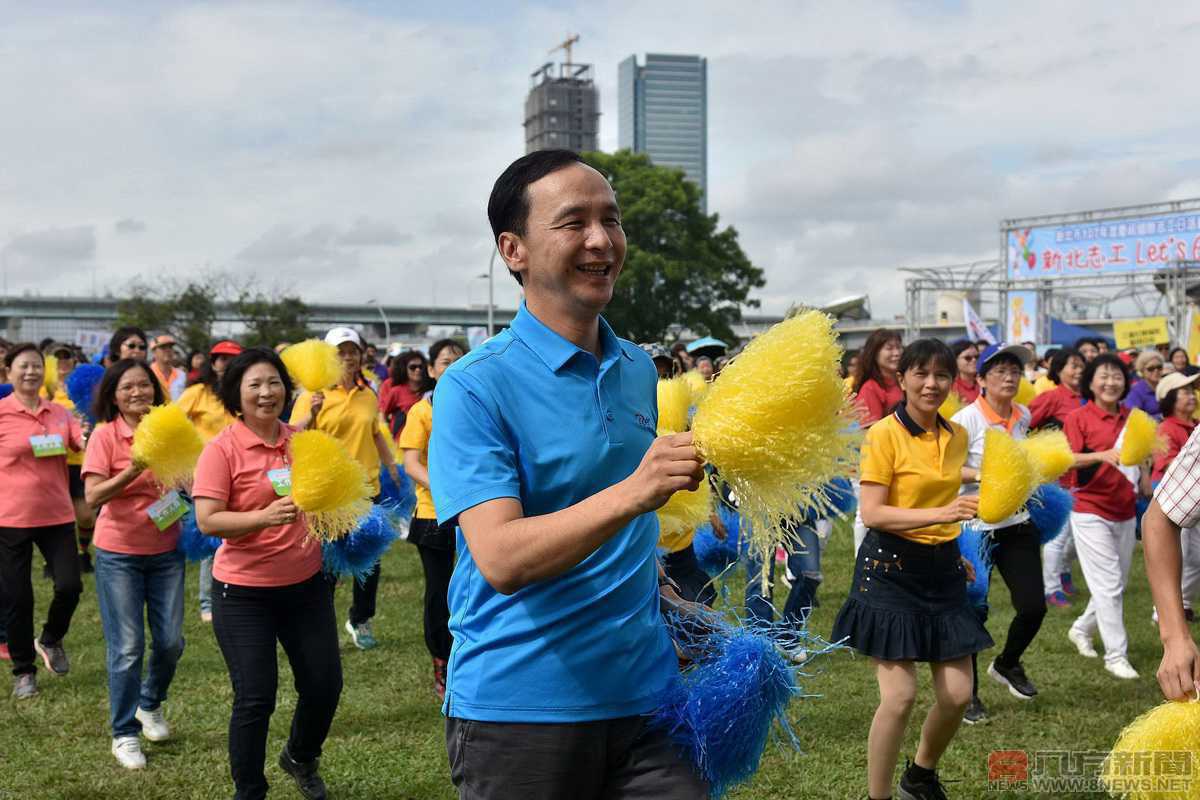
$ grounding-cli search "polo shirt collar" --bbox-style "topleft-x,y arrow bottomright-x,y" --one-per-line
974,396 -> 1021,432
509,301 -> 632,373
1085,400 -> 1127,422
114,415 -> 135,441
894,400 -> 953,436
230,419 -> 291,451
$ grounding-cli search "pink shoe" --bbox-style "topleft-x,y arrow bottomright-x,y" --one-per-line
775,546 -> 787,564
0,642 -> 9,661
1061,573 -> 1077,596
1046,591 -> 1070,608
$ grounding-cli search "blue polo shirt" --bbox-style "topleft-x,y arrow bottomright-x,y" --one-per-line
429,302 -> 676,723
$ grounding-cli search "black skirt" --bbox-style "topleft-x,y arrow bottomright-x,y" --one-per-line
407,516 -> 456,550
831,529 -> 993,662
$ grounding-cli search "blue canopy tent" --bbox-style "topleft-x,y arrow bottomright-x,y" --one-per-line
1049,318 -> 1114,348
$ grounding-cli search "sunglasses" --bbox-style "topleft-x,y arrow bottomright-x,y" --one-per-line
407,364 -> 425,372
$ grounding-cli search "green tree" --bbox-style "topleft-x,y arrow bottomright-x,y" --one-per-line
115,279 -> 218,353
234,292 -> 312,347
580,150 -> 765,344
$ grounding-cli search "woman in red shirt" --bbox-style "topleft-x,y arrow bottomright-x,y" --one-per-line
852,329 -> 904,426
83,360 -> 184,770
194,348 -> 341,800
0,343 -> 85,699
1028,347 -> 1085,431
950,340 -> 981,404
1062,354 -> 1149,681
379,350 -> 430,440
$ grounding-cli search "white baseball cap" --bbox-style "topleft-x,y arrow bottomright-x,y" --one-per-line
324,327 -> 363,349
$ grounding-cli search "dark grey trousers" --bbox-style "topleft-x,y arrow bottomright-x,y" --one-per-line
446,715 -> 709,800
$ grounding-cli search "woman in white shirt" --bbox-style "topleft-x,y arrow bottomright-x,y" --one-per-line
951,344 -> 1046,724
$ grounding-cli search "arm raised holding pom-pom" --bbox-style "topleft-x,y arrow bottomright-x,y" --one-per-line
459,431 -> 703,595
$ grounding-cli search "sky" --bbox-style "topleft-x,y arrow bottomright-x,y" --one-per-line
3,0 -> 1200,320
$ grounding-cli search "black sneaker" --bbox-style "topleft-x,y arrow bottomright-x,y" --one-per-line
962,695 -> 987,725
34,638 -> 69,675
897,760 -> 950,800
279,747 -> 327,800
988,660 -> 1037,699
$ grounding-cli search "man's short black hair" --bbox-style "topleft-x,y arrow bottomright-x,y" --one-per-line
218,347 -> 294,417
487,149 -> 586,286
1079,352 -> 1130,402
950,339 -> 978,359
897,338 -> 957,378
93,359 -> 165,423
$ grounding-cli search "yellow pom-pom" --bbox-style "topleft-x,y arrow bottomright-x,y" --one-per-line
1020,429 -> 1075,484
130,404 -> 205,489
657,376 -> 693,435
290,430 -> 372,541
657,478 -> 712,545
1014,377 -> 1036,406
938,391 -> 963,420
43,354 -> 58,393
691,311 -> 859,569
281,340 -> 342,393
978,428 -> 1038,524
683,370 -> 709,403
1121,407 -> 1162,466
1101,700 -> 1200,799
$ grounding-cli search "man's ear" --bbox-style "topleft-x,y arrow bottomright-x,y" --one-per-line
498,232 -> 527,282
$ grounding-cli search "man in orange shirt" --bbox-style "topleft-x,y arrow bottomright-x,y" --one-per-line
149,336 -> 185,401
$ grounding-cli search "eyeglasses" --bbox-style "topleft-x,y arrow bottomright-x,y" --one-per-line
1145,364 -> 1163,372
407,364 -> 424,372
961,355 -> 978,362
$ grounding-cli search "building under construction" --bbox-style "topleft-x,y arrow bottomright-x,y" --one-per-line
523,35 -> 600,154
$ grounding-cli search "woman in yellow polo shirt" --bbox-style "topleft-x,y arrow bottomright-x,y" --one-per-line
832,338 -> 991,800
398,338 -> 465,700
291,327 -> 402,652
176,340 -> 242,623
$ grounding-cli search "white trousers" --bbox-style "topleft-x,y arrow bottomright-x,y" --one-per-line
1182,527 -> 1200,609
1042,522 -> 1077,594
1068,512 -> 1136,664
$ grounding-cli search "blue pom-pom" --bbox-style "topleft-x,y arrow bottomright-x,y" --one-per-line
1028,483 -> 1073,545
693,506 -> 745,574
378,465 -> 416,526
176,509 -> 221,561
653,621 -> 798,797
822,476 -> 857,518
957,523 -> 993,608
65,364 -> 105,425
0,384 -> 11,399
322,505 -> 400,584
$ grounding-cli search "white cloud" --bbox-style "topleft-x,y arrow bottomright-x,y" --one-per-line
1,1 -> 1198,318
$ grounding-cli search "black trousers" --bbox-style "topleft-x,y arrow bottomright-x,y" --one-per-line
340,494 -> 383,626
212,572 -> 343,800
446,716 -> 709,800
0,523 -> 82,677
972,521 -> 1048,690
662,544 -> 716,607
417,543 -> 454,660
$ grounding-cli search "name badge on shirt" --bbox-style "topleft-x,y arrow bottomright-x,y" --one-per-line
267,468 -> 292,496
147,490 -> 188,531
29,434 -> 66,458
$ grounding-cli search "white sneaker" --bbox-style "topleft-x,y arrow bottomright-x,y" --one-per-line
112,736 -> 146,769
1068,627 -> 1098,658
135,706 -> 170,741
1105,658 -> 1140,680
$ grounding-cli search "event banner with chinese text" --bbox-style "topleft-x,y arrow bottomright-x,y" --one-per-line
1007,210 -> 1200,279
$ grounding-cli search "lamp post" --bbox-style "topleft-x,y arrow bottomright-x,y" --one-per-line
366,298 -> 390,344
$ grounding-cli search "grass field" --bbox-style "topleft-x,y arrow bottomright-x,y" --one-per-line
3,521 -> 1175,799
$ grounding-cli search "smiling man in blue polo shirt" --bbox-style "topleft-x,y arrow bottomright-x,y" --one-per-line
428,149 -> 709,799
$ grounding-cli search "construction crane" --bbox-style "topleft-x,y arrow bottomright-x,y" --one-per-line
549,34 -> 580,68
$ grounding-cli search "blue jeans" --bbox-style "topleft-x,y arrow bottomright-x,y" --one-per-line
94,548 -> 186,738
744,523 -> 823,626
198,556 -> 214,614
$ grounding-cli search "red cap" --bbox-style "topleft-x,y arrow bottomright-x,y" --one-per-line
210,340 -> 243,357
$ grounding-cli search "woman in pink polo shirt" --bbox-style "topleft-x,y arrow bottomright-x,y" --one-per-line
0,343 -> 85,700
193,347 -> 341,800
83,359 -> 186,770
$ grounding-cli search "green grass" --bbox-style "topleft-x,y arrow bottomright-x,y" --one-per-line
3,523 -> 1172,799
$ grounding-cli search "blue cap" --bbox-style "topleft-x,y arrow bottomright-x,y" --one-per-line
978,343 -> 1034,376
